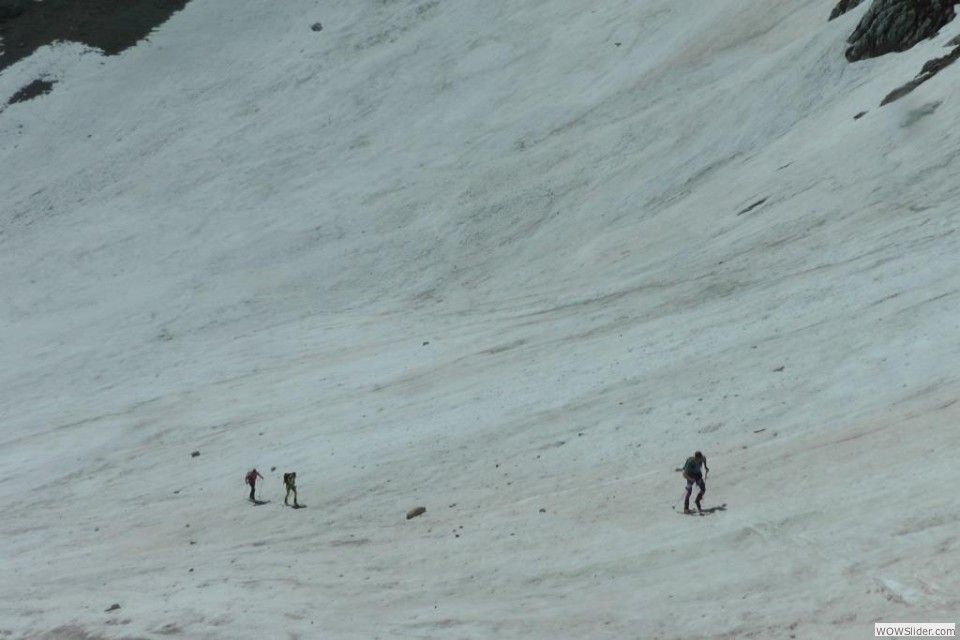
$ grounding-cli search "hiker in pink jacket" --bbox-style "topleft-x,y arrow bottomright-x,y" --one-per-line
245,468 -> 263,502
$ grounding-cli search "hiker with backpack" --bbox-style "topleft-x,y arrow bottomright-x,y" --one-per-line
682,451 -> 709,514
283,472 -> 300,508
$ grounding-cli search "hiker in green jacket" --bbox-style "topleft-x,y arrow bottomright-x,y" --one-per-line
283,472 -> 300,508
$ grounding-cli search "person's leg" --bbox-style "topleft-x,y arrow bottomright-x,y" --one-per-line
249,483 -> 256,501
695,478 -> 706,509
684,479 -> 693,511
292,487 -> 299,507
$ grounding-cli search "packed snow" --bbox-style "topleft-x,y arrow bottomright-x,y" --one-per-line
1,0 -> 959,638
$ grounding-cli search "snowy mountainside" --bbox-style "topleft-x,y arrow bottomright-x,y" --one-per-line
1,0 -> 959,638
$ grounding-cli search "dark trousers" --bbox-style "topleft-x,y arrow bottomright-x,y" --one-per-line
285,486 -> 298,506
248,483 -> 256,501
684,475 -> 705,510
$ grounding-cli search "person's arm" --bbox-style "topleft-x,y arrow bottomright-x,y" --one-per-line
703,458 -> 710,476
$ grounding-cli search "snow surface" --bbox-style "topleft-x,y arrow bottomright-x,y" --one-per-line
1,0 -> 959,638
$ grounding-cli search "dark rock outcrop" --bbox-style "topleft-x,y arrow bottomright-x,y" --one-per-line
846,0 -> 956,61
7,79 -> 55,105
0,0 -> 191,73
880,45 -> 960,104
0,0 -> 26,22
830,0 -> 866,21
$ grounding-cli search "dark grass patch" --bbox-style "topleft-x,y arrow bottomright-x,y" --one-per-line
8,78 -> 55,104
0,0 -> 191,73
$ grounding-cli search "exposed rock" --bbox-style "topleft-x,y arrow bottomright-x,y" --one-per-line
880,45 -> 960,104
0,0 -> 191,73
830,0 -> 866,21
919,45 -> 960,73
7,78 -> 55,105
0,0 -> 25,22
406,506 -> 426,520
882,79 -> 924,104
311,22 -> 323,32
854,110 -> 868,119
105,603 -> 121,612
190,451 -> 200,458
846,0 -> 956,62
947,33 -> 960,46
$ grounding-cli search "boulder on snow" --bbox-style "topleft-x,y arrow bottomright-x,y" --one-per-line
846,0 -> 956,61
406,506 -> 426,520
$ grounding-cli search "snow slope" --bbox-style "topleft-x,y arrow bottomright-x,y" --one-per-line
1,0 -> 959,638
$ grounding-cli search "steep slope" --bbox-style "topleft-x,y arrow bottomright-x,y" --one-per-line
1,0 -> 959,638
